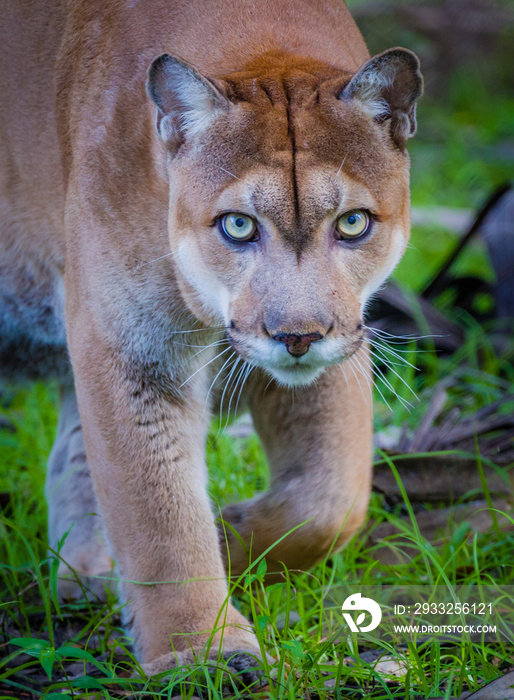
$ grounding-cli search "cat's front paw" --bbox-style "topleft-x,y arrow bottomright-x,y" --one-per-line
142,634 -> 269,687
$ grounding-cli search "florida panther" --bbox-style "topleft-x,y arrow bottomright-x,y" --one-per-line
0,0 -> 421,675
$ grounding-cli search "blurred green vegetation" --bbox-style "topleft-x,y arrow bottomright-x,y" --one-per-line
349,0 -> 514,208
410,71 -> 514,208
346,0 -> 514,295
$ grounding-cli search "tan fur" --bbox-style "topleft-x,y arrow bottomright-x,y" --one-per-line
0,0 -> 421,673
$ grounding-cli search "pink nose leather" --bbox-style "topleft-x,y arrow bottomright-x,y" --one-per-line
271,332 -> 323,357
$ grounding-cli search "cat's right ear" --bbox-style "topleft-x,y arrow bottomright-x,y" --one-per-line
147,54 -> 229,153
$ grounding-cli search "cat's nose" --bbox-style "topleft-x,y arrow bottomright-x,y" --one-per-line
271,331 -> 324,357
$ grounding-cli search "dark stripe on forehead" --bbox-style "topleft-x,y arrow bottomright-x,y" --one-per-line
284,80 -> 301,254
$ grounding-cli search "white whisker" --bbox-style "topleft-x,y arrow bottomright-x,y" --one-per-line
370,347 -> 419,400
168,326 -> 226,337
346,356 -> 367,404
218,357 -> 242,430
366,337 -> 419,369
173,339 -> 226,350
190,338 -> 230,359
352,353 -> 374,398
179,346 -> 231,389
372,362 -> 412,411
340,363 -> 350,391
336,150 -> 349,177
364,325 -> 444,343
233,363 -> 254,419
360,350 -> 411,412
366,343 -> 416,367
367,338 -> 425,355
203,350 -> 237,416
217,166 -> 240,180
226,361 -> 249,425
133,251 -> 176,270
264,375 -> 275,393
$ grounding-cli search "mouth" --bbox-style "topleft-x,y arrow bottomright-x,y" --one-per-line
266,361 -> 327,387
226,331 -> 364,388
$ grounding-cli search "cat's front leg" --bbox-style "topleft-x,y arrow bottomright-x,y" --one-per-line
67,312 -> 261,674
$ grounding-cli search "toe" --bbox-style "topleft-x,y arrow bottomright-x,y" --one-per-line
223,650 -> 267,687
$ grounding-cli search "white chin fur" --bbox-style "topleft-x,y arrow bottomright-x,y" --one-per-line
268,364 -> 326,388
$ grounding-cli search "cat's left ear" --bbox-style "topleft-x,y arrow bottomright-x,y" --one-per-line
341,48 -> 423,148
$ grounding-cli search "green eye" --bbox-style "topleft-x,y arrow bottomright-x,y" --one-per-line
220,213 -> 258,242
336,209 -> 370,240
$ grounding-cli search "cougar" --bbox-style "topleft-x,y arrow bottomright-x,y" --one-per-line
0,0 -> 422,674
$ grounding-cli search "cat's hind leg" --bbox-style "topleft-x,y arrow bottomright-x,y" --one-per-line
46,385 -> 114,601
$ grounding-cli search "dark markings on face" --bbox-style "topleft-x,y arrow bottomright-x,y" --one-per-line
283,80 -> 301,251
192,60 -> 406,257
